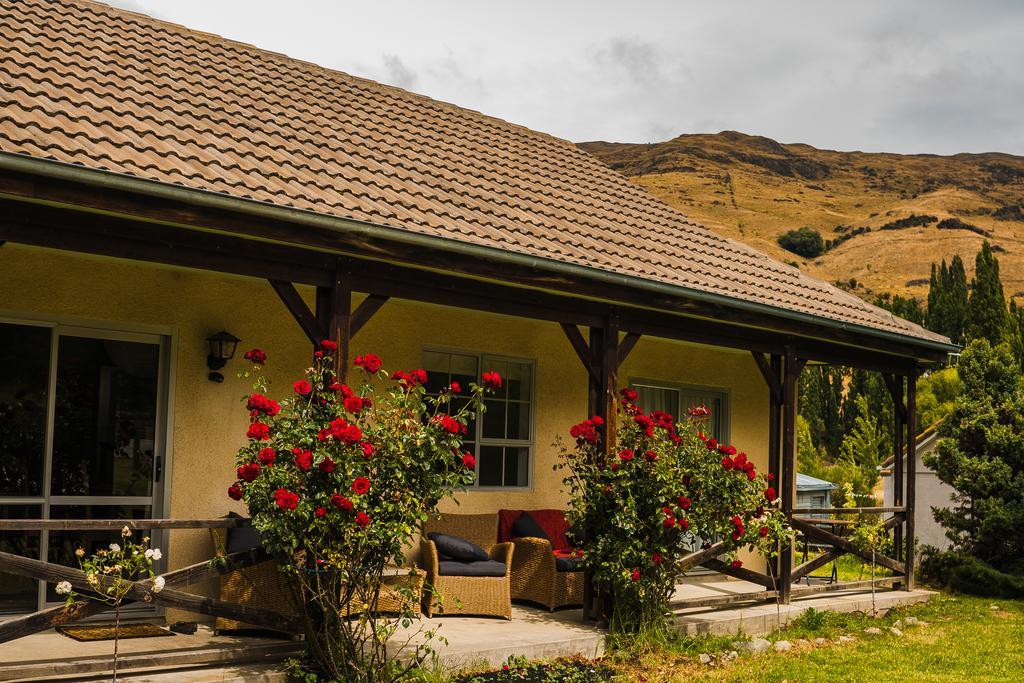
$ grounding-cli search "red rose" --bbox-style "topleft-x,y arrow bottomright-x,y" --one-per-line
620,387 -> 639,403
721,456 -> 734,470
630,569 -> 641,582
354,353 -> 382,373
247,394 -> 281,417
227,482 -> 243,500
246,422 -> 270,440
764,487 -> 778,502
759,526 -> 770,537
705,438 -> 718,451
482,370 -> 502,390
618,448 -> 634,462
661,506 -> 673,516
293,380 -> 312,396
294,449 -> 313,471
274,488 -> 299,510
644,449 -> 657,462
731,531 -> 741,541
662,517 -> 675,528
438,415 -> 462,434
652,553 -> 663,565
243,348 -> 267,365
591,415 -> 604,426
354,511 -> 371,528
688,404 -> 710,417
313,350 -> 323,359
258,448 -> 276,466
462,453 -> 476,470
315,506 -> 327,518
747,469 -> 757,481
731,560 -> 743,569
678,518 -> 690,531
719,444 -> 737,456
237,462 -> 260,482
352,477 -> 370,495
331,493 -> 353,511
361,442 -> 374,458
321,339 -> 338,352
449,381 -> 462,393
319,456 -> 336,473
328,417 -> 362,444
677,496 -> 691,509
344,396 -> 365,414
767,473 -> 776,482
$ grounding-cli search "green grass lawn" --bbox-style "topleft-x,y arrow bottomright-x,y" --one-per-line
594,593 -> 1022,682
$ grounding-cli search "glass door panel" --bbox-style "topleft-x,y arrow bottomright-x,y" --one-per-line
0,322 -> 51,497
0,505 -> 41,614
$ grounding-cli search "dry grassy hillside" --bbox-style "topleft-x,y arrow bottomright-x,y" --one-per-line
580,131 -> 1024,303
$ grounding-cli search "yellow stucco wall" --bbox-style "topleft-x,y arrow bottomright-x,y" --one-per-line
1,244 -> 771,608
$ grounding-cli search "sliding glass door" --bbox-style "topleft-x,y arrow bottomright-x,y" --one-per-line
0,320 -> 168,613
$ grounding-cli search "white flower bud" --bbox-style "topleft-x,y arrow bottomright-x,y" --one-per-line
108,543 -> 121,553
55,581 -> 72,595
152,576 -> 165,593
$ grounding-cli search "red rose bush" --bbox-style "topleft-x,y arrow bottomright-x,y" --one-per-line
230,344 -> 495,681
558,390 -> 791,635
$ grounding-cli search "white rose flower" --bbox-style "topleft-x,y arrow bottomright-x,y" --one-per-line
75,548 -> 85,558
55,581 -> 72,595
152,576 -> 165,593
150,548 -> 162,561
121,525 -> 131,537
109,543 -> 121,553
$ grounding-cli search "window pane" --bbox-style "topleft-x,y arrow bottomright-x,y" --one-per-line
450,353 -> 478,388
503,447 -> 530,487
482,399 -> 505,439
507,401 -> 531,441
50,337 -> 160,497
635,385 -> 679,417
46,504 -> 152,603
505,361 -> 532,401
0,505 -> 41,613
477,446 -> 503,487
0,323 -> 51,497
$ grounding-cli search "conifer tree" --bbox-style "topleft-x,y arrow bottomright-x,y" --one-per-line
947,255 -> 969,344
967,241 -> 1009,346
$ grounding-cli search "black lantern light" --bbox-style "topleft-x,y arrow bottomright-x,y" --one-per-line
206,330 -> 241,383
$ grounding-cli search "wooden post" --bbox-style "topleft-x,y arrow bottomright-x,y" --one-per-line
779,346 -> 800,603
317,260 -> 352,381
601,315 -> 620,460
905,365 -> 918,590
767,353 -> 783,581
893,375 -> 905,565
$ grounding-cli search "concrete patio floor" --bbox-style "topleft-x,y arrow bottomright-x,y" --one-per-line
0,579 -> 934,682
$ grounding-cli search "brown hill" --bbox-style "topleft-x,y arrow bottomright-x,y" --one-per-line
580,131 -> 1024,304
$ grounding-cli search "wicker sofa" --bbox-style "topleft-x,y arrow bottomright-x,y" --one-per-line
500,509 -> 585,611
420,513 -> 514,619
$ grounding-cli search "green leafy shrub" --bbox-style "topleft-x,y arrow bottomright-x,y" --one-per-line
777,227 -> 824,258
920,550 -> 1024,598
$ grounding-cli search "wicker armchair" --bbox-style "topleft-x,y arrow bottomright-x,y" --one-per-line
421,513 -> 514,619
208,527 -> 299,634
510,537 -> 585,611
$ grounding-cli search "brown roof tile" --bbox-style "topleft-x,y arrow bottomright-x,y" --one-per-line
0,0 -> 949,346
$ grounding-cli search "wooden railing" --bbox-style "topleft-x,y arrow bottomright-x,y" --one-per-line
0,517 -> 300,644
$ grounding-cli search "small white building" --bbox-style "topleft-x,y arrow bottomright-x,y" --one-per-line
881,425 -> 956,550
796,473 -> 837,515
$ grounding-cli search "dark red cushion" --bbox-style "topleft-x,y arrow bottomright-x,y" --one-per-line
497,509 -> 523,543
527,509 -> 571,550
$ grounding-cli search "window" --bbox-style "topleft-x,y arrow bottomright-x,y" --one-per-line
631,379 -> 729,442
423,350 -> 534,488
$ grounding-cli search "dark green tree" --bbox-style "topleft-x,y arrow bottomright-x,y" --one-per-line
777,227 -> 824,258
926,340 -> 1024,571
967,241 -> 1009,346
946,255 -> 969,344
799,365 -> 843,459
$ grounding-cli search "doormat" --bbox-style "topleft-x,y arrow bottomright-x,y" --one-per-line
56,623 -> 175,642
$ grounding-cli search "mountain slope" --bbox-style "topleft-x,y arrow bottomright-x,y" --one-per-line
580,132 -> 1024,303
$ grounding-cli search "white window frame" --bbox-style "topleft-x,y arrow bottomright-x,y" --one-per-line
421,347 -> 536,491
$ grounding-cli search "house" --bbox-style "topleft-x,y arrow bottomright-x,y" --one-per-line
795,473 -> 837,516
882,424 -> 954,550
0,0 -> 953,622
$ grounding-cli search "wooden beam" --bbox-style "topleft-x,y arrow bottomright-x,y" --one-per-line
601,315 -> 621,458
670,589 -> 778,610
789,576 -> 899,596
789,506 -> 905,515
905,366 -> 918,590
269,279 -> 324,345
752,351 -> 783,405
0,518 -> 250,531
325,262 -> 353,379
350,294 -> 389,337
0,550 -> 301,633
791,518 -> 905,575
791,548 -> 844,582
702,559 -> 775,589
779,346 -> 800,603
560,323 -> 600,385
617,332 -> 642,367
883,373 -> 909,421
0,600 -> 109,644
678,541 -> 728,573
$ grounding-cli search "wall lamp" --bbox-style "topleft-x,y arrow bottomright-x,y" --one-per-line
206,330 -> 241,383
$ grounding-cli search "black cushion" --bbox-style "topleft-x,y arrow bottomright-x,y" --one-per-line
225,511 -> 261,554
555,555 -> 583,572
438,560 -> 507,577
428,532 -> 489,562
512,512 -> 548,540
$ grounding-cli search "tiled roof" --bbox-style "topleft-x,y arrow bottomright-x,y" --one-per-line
0,0 -> 949,347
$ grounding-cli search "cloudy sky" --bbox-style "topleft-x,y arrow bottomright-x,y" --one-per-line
109,0 -> 1024,155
